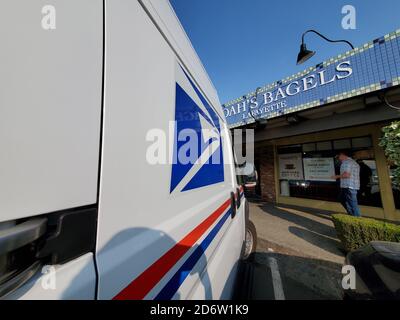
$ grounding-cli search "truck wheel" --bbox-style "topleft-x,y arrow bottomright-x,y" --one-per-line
242,220 -> 257,260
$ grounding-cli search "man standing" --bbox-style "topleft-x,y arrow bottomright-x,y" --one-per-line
332,151 -> 361,217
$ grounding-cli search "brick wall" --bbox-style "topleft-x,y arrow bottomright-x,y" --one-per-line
258,145 -> 276,202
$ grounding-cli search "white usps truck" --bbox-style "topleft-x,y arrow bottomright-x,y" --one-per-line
0,0 -> 254,299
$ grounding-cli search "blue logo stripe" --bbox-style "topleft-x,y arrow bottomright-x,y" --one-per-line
180,66 -> 220,131
170,63 -> 224,193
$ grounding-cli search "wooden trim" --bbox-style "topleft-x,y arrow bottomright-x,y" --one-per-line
273,144 -> 280,203
371,126 -> 397,220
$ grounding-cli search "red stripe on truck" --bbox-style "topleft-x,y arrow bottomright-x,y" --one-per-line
113,198 -> 231,300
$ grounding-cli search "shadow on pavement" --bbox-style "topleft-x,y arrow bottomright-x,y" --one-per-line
276,204 -> 336,222
257,203 -> 336,238
288,226 -> 343,256
241,202 -> 345,300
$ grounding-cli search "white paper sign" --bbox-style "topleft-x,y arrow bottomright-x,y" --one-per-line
278,153 -> 304,180
303,158 -> 336,182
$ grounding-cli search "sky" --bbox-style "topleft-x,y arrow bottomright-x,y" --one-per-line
170,0 -> 400,104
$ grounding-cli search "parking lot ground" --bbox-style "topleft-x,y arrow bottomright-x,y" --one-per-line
246,201 -> 345,300
248,257 -> 331,300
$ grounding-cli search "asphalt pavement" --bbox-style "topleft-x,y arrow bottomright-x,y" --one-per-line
245,201 -> 345,300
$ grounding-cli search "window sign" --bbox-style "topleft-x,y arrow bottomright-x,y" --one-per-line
278,153 -> 304,180
278,137 -> 382,207
303,158 -> 336,182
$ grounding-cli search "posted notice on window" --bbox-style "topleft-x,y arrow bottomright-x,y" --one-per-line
303,158 -> 336,182
278,153 -> 304,180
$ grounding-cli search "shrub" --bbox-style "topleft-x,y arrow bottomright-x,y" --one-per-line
332,214 -> 400,252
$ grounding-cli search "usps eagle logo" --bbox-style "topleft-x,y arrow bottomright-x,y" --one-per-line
170,64 -> 224,194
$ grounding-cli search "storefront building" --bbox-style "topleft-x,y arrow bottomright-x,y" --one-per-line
223,30 -> 400,222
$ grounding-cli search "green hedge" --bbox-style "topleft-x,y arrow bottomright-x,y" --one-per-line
332,214 -> 400,252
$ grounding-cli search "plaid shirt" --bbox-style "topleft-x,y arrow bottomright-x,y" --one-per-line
340,158 -> 360,190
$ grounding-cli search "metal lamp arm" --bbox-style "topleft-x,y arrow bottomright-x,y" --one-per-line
302,29 -> 355,50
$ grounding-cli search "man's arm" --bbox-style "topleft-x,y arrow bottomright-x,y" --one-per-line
332,162 -> 351,180
332,171 -> 351,180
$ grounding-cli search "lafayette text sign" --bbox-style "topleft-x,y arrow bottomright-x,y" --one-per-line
224,61 -> 352,125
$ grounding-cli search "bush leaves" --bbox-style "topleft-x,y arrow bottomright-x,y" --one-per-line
332,214 -> 400,251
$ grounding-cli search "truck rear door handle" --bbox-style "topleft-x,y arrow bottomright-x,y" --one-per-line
0,218 -> 47,255
230,192 -> 237,218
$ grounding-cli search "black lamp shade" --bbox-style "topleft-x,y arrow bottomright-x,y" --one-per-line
296,43 -> 316,65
